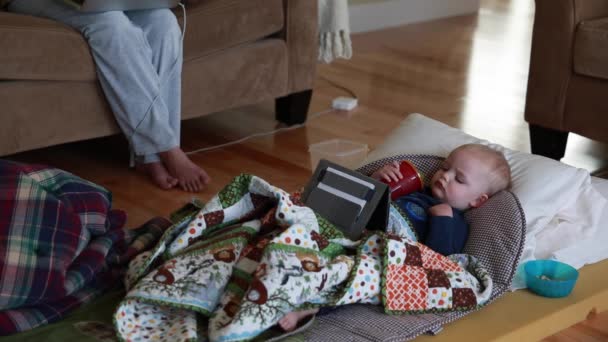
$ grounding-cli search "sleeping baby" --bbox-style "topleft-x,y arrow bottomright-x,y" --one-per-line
278,143 -> 511,331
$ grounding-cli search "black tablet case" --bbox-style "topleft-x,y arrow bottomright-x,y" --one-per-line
301,159 -> 390,240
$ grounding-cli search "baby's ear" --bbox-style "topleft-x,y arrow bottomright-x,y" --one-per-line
469,193 -> 489,208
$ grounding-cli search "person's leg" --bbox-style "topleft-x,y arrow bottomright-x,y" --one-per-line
11,1 -> 178,154
125,9 -> 182,139
9,0 -> 204,191
126,9 -> 210,192
10,0 -> 179,189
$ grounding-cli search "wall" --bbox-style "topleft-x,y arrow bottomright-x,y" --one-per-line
349,0 -> 481,33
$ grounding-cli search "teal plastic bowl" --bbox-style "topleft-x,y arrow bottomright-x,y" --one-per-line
524,260 -> 579,298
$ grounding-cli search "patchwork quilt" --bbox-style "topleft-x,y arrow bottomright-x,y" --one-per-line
115,174 -> 493,342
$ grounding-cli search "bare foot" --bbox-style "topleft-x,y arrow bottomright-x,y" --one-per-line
159,148 -> 211,193
135,162 -> 178,190
278,308 -> 319,332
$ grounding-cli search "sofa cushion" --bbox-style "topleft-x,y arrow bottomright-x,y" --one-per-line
0,12 -> 97,81
574,17 -> 608,80
0,0 -> 284,81
180,0 -> 284,62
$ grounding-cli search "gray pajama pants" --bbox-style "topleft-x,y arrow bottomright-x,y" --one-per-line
9,0 -> 183,164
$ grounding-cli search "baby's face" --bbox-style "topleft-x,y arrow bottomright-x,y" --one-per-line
430,148 -> 491,210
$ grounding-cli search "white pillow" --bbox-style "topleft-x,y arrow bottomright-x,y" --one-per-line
364,113 -> 606,288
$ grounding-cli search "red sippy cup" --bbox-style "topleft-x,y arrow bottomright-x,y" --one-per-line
382,160 -> 424,200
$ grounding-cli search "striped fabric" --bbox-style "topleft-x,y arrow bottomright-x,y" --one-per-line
303,155 -> 526,341
0,160 -> 169,335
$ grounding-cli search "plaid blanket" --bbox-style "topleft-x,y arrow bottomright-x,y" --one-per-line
0,160 -> 168,336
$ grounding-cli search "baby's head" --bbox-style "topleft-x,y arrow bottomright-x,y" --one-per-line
430,144 -> 511,210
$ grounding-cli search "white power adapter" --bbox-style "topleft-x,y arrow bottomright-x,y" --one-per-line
332,97 -> 358,111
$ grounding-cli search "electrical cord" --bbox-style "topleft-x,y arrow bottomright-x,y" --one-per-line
184,76 -> 358,156
185,108 -> 334,155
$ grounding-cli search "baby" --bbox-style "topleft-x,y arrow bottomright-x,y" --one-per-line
278,144 -> 511,331
372,143 -> 511,256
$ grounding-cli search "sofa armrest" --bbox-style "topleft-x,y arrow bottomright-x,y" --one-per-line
525,0 -> 608,129
281,0 -> 318,93
574,0 -> 608,22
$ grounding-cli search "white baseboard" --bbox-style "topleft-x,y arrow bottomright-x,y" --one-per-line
349,0 -> 481,33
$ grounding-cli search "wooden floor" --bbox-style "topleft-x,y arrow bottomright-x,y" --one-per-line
8,0 -> 608,340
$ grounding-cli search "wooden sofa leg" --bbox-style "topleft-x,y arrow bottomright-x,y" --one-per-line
529,124 -> 569,160
275,89 -> 312,126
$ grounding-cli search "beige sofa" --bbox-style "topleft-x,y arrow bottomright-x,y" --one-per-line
0,0 -> 317,156
525,0 -> 608,160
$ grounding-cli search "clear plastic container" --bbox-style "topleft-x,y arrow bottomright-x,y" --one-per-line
308,139 -> 369,171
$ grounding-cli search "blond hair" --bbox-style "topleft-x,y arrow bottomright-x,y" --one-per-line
452,144 -> 511,195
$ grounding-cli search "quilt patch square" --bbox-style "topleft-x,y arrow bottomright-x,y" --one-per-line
249,193 -> 271,210
419,244 -> 461,272
385,265 -> 428,311
204,211 -> 225,227
446,271 -> 475,289
426,269 -> 451,288
336,235 -> 382,306
452,288 -> 477,308
404,244 -> 422,266
427,287 -> 452,309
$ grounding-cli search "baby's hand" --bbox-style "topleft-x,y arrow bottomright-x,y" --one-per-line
371,161 -> 402,183
428,204 -> 453,217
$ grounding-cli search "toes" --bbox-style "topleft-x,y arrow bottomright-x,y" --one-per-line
153,175 -> 172,190
199,172 -> 211,186
200,170 -> 211,185
189,180 -> 200,193
180,179 -> 199,193
179,180 -> 191,193
168,177 -> 179,187
195,180 -> 203,192
164,178 -> 177,189
136,162 -> 172,190
159,156 -> 210,192
190,180 -> 201,193
186,180 -> 195,193
156,175 -> 178,190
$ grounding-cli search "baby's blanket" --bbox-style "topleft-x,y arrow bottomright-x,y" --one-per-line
115,175 -> 492,342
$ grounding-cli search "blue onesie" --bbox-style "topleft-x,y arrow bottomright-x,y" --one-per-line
393,189 -> 469,256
